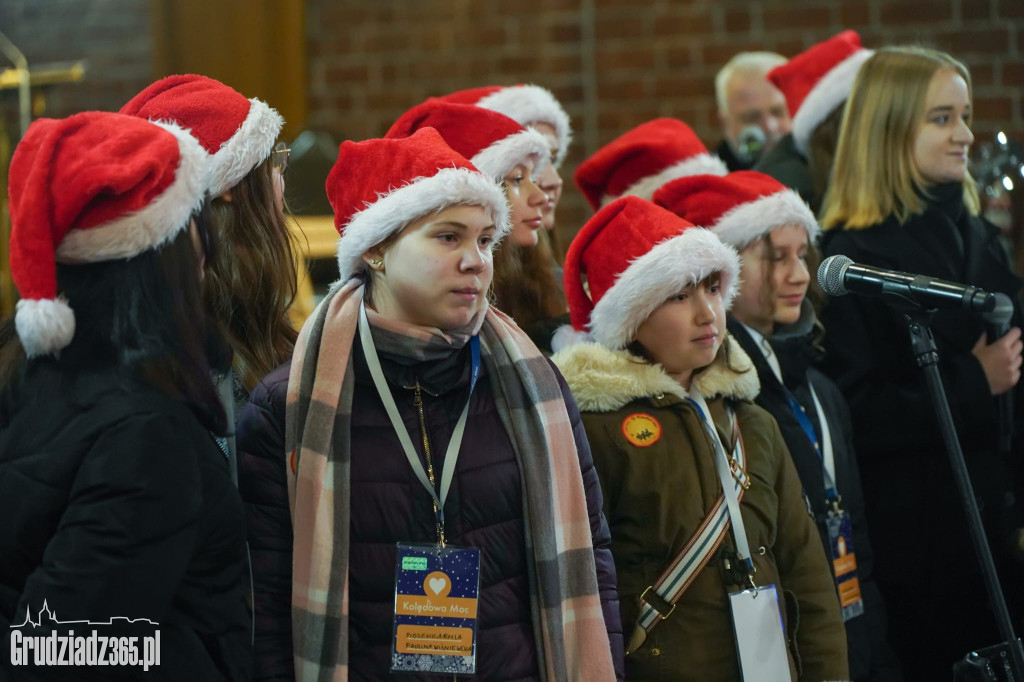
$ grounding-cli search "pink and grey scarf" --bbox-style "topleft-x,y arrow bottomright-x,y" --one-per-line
284,279 -> 615,681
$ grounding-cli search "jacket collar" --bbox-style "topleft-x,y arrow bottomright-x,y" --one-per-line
551,335 -> 760,412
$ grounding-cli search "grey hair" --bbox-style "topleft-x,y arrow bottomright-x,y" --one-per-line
715,51 -> 788,114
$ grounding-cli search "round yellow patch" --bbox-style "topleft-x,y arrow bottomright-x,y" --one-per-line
621,413 -> 662,447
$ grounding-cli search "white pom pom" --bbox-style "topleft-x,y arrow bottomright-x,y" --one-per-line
15,297 -> 76,357
551,324 -> 591,353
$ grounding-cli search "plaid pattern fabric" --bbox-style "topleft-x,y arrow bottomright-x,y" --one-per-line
284,280 -> 615,681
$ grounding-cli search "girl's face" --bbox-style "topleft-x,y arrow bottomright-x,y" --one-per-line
731,224 -> 810,335
634,275 -> 727,389
504,159 -> 547,247
365,205 -> 496,329
912,68 -> 974,185
530,122 -> 563,232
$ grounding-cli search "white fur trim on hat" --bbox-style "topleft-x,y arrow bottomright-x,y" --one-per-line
477,85 -> 572,167
589,228 -> 741,350
208,98 -> 284,197
792,49 -> 873,155
600,154 -> 729,208
55,120 -> 210,264
471,127 -> 550,181
710,189 -> 820,249
15,296 -> 76,357
336,166 -> 510,281
551,323 -> 592,353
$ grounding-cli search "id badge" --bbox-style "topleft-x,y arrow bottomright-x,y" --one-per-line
391,543 -> 480,675
728,585 -> 793,682
826,509 -> 865,622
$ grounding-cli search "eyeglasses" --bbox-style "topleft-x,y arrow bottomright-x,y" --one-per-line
271,142 -> 290,174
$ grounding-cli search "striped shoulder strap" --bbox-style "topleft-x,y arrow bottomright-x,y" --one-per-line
626,407 -> 746,655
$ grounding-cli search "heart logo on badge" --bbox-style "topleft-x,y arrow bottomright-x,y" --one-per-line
423,571 -> 452,598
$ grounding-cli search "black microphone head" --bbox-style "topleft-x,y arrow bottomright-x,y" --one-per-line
982,292 -> 1015,326
817,255 -> 853,296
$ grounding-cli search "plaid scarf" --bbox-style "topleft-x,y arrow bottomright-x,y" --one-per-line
285,279 -> 615,681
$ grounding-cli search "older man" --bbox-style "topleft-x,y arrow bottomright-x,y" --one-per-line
714,51 -> 791,171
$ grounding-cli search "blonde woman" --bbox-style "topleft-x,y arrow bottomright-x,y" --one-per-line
819,46 -> 1024,677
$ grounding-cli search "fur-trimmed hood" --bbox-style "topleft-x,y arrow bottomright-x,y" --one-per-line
552,335 -> 759,412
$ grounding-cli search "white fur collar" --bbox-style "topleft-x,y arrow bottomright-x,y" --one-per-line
552,336 -> 760,412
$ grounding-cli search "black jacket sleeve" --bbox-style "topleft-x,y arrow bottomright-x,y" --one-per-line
236,365 -> 295,682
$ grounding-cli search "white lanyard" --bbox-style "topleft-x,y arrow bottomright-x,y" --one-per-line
687,391 -> 754,580
357,302 -> 480,530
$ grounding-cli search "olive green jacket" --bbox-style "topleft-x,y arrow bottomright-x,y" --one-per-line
553,339 -> 849,681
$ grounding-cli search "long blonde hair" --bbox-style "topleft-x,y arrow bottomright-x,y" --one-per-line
820,46 -> 980,230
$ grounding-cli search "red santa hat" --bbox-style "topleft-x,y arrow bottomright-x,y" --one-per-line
653,170 -> 819,249
328,127 -> 509,281
768,31 -> 873,155
438,84 -> 572,167
574,118 -> 728,212
120,74 -> 284,197
386,99 -> 549,182
8,111 -> 209,357
562,196 -> 740,350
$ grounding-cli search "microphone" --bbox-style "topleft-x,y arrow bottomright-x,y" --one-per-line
983,293 -> 1014,342
818,255 -> 997,314
736,126 -> 766,165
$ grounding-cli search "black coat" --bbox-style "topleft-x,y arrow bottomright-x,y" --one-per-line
728,316 -> 901,682
237,335 -> 624,681
820,186 -> 1024,676
754,133 -> 819,212
0,362 -> 252,681
714,139 -> 753,172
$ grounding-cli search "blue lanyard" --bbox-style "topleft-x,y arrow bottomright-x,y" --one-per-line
782,390 -> 838,502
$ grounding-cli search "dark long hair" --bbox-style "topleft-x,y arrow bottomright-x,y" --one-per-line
491,229 -> 567,330
206,158 -> 298,392
0,207 -> 227,434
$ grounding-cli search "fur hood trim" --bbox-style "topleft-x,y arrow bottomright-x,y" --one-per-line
552,335 -> 759,412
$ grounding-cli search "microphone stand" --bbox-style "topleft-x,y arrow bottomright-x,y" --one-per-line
899,301 -> 1024,678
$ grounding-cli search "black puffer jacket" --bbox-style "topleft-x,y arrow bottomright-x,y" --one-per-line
0,361 -> 252,681
237,335 -> 624,681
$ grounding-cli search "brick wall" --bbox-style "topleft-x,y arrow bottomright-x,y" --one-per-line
1,0 -> 1021,241
306,0 -> 1024,239
0,0 -> 153,121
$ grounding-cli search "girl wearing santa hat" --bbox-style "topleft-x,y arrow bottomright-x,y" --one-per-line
0,112 -> 251,678
236,128 -> 623,680
438,84 -> 572,257
756,30 -> 874,212
654,171 -> 901,681
551,196 -> 848,681
386,99 -> 570,352
820,46 -> 1024,677
121,74 -> 299,420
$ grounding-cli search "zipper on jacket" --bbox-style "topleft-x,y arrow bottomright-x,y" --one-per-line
407,380 -> 446,547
